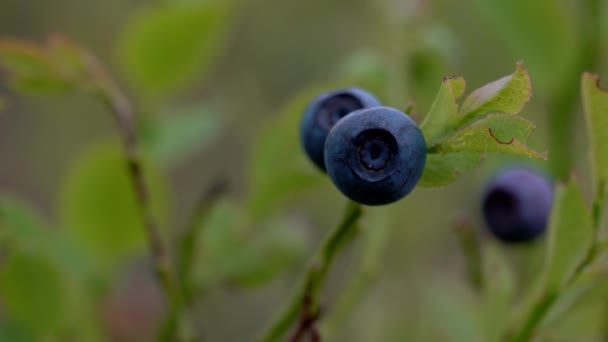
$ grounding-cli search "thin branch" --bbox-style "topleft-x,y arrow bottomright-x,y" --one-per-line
83,53 -> 186,340
258,201 -> 363,342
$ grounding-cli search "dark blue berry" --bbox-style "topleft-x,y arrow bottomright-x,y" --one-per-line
482,168 -> 553,243
324,107 -> 427,205
300,88 -> 381,171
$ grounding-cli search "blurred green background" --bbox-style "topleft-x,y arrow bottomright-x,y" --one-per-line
0,0 -> 607,341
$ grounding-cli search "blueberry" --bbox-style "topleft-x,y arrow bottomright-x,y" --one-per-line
324,106 -> 427,205
482,168 -> 553,243
300,88 -> 381,171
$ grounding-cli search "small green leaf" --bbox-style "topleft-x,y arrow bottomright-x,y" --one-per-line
141,104 -> 221,167
459,62 -> 531,121
117,2 -> 231,94
480,244 -> 515,342
581,73 -> 608,194
0,252 -> 66,332
544,179 -> 593,293
436,113 -> 546,159
418,152 -> 482,187
58,142 -> 170,266
420,76 -> 466,145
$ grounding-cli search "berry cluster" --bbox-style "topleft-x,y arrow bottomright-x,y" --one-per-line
300,88 -> 427,205
300,88 -> 554,243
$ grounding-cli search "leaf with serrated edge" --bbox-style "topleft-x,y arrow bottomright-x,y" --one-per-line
419,152 -> 482,187
459,62 -> 531,122
437,113 -> 546,159
544,179 -> 593,293
581,73 -> 608,194
420,76 -> 466,146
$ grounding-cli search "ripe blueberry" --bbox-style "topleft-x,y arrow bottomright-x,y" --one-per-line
300,88 -> 381,171
324,106 -> 427,205
482,168 -> 553,243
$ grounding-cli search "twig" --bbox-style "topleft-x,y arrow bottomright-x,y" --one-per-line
258,201 -> 363,342
83,53 -> 186,340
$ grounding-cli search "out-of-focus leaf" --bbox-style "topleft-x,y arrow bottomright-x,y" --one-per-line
339,50 -> 390,100
422,280 -> 478,342
581,73 -> 608,193
480,244 -> 515,342
214,222 -> 307,288
117,2 -> 231,94
541,256 -> 608,338
58,142 -> 170,266
0,321 -> 35,342
192,201 -> 307,290
436,114 -> 546,159
544,179 -> 593,293
420,76 -> 465,145
247,86 -> 332,221
0,196 -> 93,281
0,252 -> 66,332
0,35 -> 90,94
469,0 -> 578,91
459,62 -> 531,121
418,152 -> 482,187
141,104 -> 222,167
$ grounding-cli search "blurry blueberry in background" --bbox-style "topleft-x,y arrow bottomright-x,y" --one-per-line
324,106 -> 427,205
300,88 -> 381,171
482,167 -> 554,243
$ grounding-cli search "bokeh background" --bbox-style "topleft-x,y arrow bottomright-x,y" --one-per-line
0,0 -> 607,341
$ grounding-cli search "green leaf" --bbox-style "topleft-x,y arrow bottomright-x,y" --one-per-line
469,0 -> 578,91
418,152 -> 482,187
480,244 -> 515,342
0,252 -> 66,333
420,76 -> 466,145
192,202 -> 307,289
436,113 -> 546,159
0,36 -> 90,94
422,280 -> 478,341
141,104 -> 221,167
0,196 -> 95,286
581,73 -> 608,194
459,62 -> 531,121
247,86 -> 328,221
544,179 -> 593,293
215,224 -> 307,288
339,50 -> 390,99
117,2 -> 231,94
58,142 -> 170,266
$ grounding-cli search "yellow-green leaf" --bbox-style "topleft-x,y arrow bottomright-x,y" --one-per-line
418,152 -> 482,187
58,142 -> 170,266
437,113 -> 546,159
544,179 -> 593,293
459,62 -> 531,121
420,76 -> 466,146
117,2 -> 231,95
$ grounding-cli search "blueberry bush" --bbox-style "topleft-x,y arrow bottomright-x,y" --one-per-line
0,0 -> 606,341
